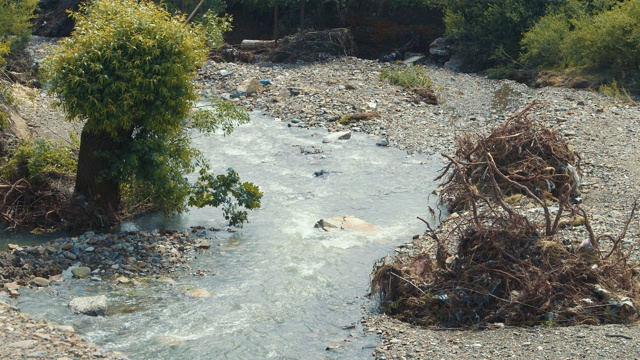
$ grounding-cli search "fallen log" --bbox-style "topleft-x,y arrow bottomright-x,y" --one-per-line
240,40 -> 275,51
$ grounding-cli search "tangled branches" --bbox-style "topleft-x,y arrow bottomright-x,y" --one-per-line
372,102 -> 640,328
266,28 -> 356,63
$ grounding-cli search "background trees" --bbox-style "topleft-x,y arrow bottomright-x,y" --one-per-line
42,0 -> 261,227
0,0 -> 38,71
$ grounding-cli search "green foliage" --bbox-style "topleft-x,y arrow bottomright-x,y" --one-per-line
599,79 -> 637,104
0,138 -> 78,183
42,0 -> 259,224
0,0 -> 38,69
380,65 -> 433,89
427,0 -> 553,70
521,0 -> 640,85
200,12 -> 233,48
163,0 -> 226,17
189,167 -> 263,226
520,11 -> 572,69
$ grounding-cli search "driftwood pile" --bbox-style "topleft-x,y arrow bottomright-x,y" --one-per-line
265,28 -> 356,63
371,103 -> 640,327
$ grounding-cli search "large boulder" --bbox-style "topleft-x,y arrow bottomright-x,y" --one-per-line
315,215 -> 382,233
429,36 -> 453,59
68,295 -> 108,316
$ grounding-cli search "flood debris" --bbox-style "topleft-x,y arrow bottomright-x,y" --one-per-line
265,28 -> 356,63
371,102 -> 640,328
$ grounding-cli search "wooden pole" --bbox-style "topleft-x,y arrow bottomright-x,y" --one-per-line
300,0 -> 305,33
274,0 -> 279,46
184,0 -> 205,24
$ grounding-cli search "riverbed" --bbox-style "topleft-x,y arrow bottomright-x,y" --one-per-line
17,111 -> 442,359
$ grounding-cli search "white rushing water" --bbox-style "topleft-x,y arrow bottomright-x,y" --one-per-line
18,112 -> 442,359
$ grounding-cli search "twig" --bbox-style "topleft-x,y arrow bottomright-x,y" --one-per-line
605,334 -> 633,340
388,271 -> 426,296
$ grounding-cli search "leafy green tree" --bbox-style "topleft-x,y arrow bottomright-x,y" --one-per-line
42,0 -> 262,226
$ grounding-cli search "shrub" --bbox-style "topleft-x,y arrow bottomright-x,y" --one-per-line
380,64 -> 433,89
0,138 -> 77,183
0,0 -> 38,62
521,0 -> 640,86
427,0 -> 552,70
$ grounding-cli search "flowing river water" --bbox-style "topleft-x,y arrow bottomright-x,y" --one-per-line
16,111 -> 442,359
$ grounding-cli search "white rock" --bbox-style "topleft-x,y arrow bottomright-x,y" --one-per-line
323,131 -> 351,143
315,215 -> 382,233
69,295 -> 108,316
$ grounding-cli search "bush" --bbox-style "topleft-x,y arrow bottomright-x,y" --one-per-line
0,138 -> 77,183
521,0 -> 640,86
427,0 -> 551,70
0,0 -> 37,69
380,64 -> 433,89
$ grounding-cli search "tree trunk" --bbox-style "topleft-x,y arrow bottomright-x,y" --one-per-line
75,127 -> 130,223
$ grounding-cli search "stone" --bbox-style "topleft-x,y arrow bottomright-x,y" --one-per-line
197,241 -> 211,249
219,69 -> 233,77
54,325 -> 75,333
84,246 -> 95,252
61,243 -> 73,251
188,289 -> 212,298
31,277 -> 50,287
323,131 -> 351,143
63,251 -> 77,260
4,282 -> 20,291
429,37 -> 452,58
26,351 -> 47,358
71,267 -> 91,279
237,78 -> 263,95
157,277 -> 177,286
315,215 -> 382,233
49,274 -> 63,282
7,243 -> 19,250
69,295 -> 108,316
116,276 -> 130,284
157,335 -> 185,347
8,340 -> 38,348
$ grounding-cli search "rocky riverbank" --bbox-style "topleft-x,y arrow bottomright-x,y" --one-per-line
0,226 -> 219,359
3,40 -> 640,358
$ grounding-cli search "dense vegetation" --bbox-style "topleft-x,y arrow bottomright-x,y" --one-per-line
0,0 -> 37,71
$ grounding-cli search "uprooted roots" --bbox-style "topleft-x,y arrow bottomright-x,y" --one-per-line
439,101 -> 581,212
1,177 -> 116,232
371,102 -> 640,328
372,213 -> 639,327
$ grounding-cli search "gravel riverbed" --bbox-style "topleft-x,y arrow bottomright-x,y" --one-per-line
3,45 -> 640,358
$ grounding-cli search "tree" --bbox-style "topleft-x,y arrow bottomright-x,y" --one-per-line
42,0 -> 261,227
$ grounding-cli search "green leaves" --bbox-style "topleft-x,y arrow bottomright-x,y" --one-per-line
0,138 -> 78,183
0,0 -> 37,69
41,0 -> 260,225
190,98 -> 250,135
189,168 -> 263,227
521,0 -> 640,78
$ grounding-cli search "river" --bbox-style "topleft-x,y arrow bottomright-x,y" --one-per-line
17,111 -> 442,359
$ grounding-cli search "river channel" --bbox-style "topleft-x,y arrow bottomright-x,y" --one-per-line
17,111 -> 442,359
